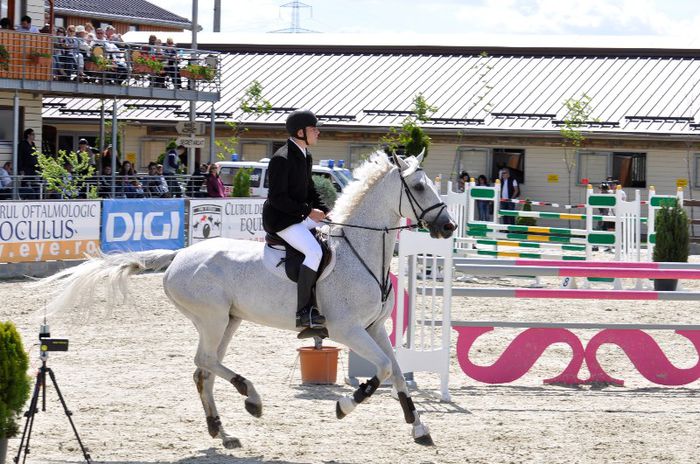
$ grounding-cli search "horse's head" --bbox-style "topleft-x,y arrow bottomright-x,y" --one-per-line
392,152 -> 456,239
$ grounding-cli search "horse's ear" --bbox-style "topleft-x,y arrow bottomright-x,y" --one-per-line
415,149 -> 425,165
391,152 -> 409,172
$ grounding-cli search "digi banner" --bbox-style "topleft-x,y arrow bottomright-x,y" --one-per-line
101,199 -> 185,252
0,201 -> 101,263
189,198 -> 266,244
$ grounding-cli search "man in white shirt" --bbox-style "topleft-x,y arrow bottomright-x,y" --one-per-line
0,162 -> 13,199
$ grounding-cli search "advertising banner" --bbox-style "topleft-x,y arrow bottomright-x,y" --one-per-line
0,201 -> 101,263
189,198 -> 266,244
101,199 -> 185,252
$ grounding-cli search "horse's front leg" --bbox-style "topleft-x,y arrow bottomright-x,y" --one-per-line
367,321 -> 434,446
331,325 -> 393,420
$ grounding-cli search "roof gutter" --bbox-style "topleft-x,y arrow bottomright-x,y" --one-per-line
53,8 -> 193,30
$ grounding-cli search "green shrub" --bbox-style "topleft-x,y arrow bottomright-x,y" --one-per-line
653,205 -> 689,263
312,175 -> 338,209
515,199 -> 537,227
0,322 -> 31,439
36,149 -> 95,198
231,168 -> 252,197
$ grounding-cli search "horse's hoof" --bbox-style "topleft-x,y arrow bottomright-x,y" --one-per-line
335,401 -> 346,419
245,399 -> 262,418
414,433 -> 434,446
223,437 -> 242,449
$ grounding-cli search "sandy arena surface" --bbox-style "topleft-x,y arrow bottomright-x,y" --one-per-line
2,256 -> 700,464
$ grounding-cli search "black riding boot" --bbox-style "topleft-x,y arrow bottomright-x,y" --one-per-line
296,265 -> 326,328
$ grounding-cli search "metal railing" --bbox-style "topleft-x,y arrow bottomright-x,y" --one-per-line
0,174 -> 213,200
0,30 -> 221,93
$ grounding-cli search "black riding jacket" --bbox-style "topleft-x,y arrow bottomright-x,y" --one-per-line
262,139 -> 329,233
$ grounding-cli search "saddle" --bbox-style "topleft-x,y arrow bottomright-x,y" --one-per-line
265,231 -> 333,282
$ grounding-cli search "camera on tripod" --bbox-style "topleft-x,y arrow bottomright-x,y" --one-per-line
39,323 -> 69,354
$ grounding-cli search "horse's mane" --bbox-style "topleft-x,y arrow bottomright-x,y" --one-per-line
331,151 -> 395,223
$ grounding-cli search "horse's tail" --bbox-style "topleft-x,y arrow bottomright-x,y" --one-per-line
33,249 -> 180,314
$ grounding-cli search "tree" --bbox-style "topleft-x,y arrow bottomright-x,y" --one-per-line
231,168 -> 252,197
35,149 -> 96,199
0,321 -> 31,439
215,80 -> 272,160
382,93 -> 437,159
560,95 -> 594,206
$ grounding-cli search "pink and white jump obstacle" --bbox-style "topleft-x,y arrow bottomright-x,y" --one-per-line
395,230 -> 700,391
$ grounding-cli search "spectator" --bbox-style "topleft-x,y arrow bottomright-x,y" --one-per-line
0,161 -> 12,199
206,164 -> 225,198
456,170 -> 470,192
186,163 -> 207,197
76,138 -> 96,167
84,22 -> 95,39
61,161 -> 78,198
98,165 -> 114,198
18,129 -> 39,198
118,160 -> 142,198
0,17 -> 11,29
16,15 -> 39,33
499,167 -> 519,225
105,25 -> 122,44
163,145 -> 184,197
100,145 -> 120,172
145,162 -> 169,197
164,37 -> 180,88
476,175 -> 491,221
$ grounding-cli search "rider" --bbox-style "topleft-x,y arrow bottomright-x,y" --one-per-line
262,110 -> 330,329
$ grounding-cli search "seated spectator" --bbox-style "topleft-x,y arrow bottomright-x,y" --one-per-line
105,25 -> 123,44
0,161 -> 12,199
185,163 -> 207,197
206,164 -> 225,198
16,15 -> 39,33
123,179 -> 145,198
98,165 -> 114,198
0,17 -> 11,30
145,161 -> 170,197
164,37 -> 180,88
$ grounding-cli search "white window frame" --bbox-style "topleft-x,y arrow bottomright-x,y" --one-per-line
577,151 -> 611,186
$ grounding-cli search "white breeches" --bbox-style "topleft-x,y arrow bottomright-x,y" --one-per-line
277,217 -> 322,271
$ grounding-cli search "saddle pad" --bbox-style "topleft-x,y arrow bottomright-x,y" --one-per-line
262,243 -> 336,283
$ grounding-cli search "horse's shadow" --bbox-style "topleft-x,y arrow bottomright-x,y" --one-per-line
80,447 -> 339,464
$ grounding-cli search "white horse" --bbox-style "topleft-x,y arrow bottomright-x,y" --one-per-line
38,151 -> 455,448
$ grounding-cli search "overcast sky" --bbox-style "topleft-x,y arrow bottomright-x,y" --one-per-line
145,0 -> 700,36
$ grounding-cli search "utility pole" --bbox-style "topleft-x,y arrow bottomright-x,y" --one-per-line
213,0 -> 221,32
189,0 -> 198,174
270,1 -> 318,33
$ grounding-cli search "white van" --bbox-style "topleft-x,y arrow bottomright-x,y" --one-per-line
216,159 -> 353,197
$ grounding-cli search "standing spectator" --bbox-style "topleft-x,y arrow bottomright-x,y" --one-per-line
476,174 -> 491,221
77,138 -> 96,167
499,167 -> 519,224
163,145 -> 184,197
206,164 -> 225,198
163,37 -> 180,88
98,165 -> 113,198
456,170 -> 470,192
16,15 -> 39,33
18,128 -> 40,198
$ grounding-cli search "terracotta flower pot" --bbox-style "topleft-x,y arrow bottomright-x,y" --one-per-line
297,346 -> 341,384
132,63 -> 152,74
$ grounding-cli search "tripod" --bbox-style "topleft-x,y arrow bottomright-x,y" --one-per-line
14,352 -> 91,464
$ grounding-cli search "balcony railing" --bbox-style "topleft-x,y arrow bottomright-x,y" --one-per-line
0,30 -> 221,94
1,174 -> 212,200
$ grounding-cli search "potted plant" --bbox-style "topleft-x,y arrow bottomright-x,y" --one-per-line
0,45 -> 9,72
132,53 -> 164,75
0,321 -> 31,464
652,204 -> 689,291
85,54 -> 110,72
27,50 -> 51,66
297,337 -> 341,385
180,63 -> 215,81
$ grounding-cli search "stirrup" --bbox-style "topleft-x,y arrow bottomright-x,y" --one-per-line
296,306 -> 326,329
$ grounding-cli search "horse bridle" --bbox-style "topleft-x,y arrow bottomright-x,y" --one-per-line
398,167 -> 448,229
324,165 -> 449,305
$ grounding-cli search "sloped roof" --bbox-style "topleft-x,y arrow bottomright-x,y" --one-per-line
42,48 -> 700,137
52,0 -> 191,29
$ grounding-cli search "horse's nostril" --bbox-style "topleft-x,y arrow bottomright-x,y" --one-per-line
444,222 -> 456,231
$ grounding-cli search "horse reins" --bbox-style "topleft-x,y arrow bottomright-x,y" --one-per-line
322,167 -> 447,304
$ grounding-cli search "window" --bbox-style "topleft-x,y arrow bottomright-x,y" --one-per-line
348,144 -> 376,169
577,151 -> 646,187
239,142 -> 269,161
54,16 -> 65,28
128,25 -> 138,32
693,154 -> 700,188
0,107 -> 23,142
454,147 -> 525,184
219,167 -> 262,188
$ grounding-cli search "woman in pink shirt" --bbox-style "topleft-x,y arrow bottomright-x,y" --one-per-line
206,164 -> 225,197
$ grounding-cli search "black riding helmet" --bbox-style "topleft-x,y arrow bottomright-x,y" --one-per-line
285,109 -> 320,144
